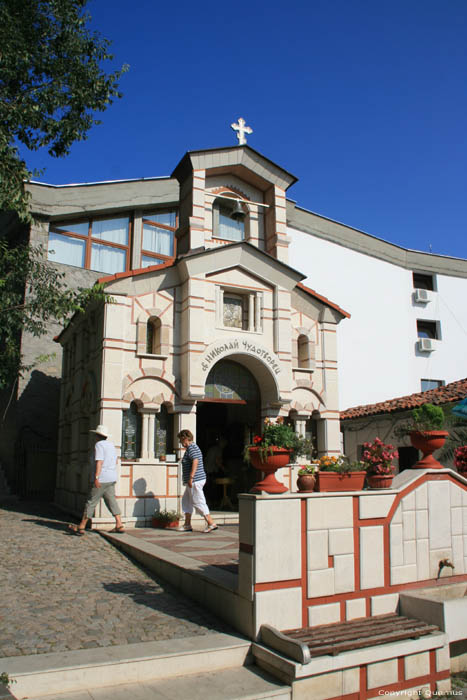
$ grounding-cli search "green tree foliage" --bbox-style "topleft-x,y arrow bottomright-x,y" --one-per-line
0,240 -> 106,390
0,0 -> 128,220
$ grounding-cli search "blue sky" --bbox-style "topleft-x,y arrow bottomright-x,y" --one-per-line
25,0 -> 467,259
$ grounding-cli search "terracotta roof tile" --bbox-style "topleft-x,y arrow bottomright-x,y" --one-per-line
341,378 -> 467,420
296,282 -> 350,318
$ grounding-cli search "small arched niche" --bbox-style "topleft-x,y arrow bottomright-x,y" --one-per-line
146,317 -> 162,354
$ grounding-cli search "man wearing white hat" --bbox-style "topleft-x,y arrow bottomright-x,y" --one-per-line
69,424 -> 124,535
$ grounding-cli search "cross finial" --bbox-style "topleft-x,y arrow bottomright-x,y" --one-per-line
231,117 -> 253,145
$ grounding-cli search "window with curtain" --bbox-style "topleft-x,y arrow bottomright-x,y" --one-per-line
48,216 -> 130,274
141,210 -> 177,267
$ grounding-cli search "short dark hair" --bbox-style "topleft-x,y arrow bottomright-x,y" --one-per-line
177,429 -> 193,441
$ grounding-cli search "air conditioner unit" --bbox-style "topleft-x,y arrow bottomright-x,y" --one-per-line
418,337 -> 435,352
414,288 -> 430,303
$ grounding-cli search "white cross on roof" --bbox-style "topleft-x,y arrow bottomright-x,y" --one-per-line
231,117 -> 253,145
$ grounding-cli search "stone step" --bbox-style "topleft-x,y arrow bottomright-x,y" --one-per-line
21,665 -> 290,700
1,632 -> 255,698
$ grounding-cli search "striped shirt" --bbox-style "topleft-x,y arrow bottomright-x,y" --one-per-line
181,443 -> 206,484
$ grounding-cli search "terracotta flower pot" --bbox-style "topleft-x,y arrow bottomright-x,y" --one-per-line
410,430 -> 449,469
249,447 -> 290,494
297,474 -> 316,492
314,471 -> 366,492
152,517 -> 179,529
367,474 -> 394,489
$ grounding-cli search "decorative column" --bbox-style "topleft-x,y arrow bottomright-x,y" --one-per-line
248,293 -> 255,332
147,412 -> 156,460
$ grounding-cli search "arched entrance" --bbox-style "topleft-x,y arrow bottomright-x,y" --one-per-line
197,359 -> 261,509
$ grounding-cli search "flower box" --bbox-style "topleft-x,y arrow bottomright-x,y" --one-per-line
314,471 -> 366,492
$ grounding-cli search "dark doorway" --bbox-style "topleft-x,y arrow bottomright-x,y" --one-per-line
196,360 -> 261,510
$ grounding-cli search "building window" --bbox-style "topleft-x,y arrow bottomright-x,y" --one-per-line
413,272 -> 435,291
421,379 -> 445,392
48,216 -> 131,274
154,405 -> 173,457
212,196 -> 245,242
121,402 -> 142,460
141,210 -> 177,268
417,320 -> 440,339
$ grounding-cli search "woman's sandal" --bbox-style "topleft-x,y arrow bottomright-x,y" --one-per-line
68,524 -> 85,536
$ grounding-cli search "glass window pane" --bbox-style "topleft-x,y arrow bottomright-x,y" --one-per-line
219,212 -> 244,241
141,254 -> 166,268
92,217 -> 129,245
143,211 -> 176,228
143,223 -> 173,256
48,231 -> 85,267
90,243 -> 126,274
54,222 -> 89,237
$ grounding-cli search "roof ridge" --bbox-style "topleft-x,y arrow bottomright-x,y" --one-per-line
341,378 -> 467,420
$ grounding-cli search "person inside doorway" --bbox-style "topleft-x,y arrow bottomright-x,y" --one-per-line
177,429 -> 218,533
69,424 -> 124,535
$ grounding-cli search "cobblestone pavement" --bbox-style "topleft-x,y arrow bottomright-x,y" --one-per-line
0,503 -> 231,658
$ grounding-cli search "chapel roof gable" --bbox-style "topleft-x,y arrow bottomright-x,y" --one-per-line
98,241 -> 349,319
171,145 -> 298,192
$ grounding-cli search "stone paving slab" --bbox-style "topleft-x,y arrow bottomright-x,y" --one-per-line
128,525 -> 239,574
0,503 -> 231,658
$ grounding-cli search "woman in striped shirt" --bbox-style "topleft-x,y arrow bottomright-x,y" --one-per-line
177,429 -> 218,533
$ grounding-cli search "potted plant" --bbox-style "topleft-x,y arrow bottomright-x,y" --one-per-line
361,437 -> 398,488
297,464 -> 318,492
454,445 -> 467,477
244,417 -> 307,494
151,509 -> 180,529
409,403 -> 448,469
314,455 -> 366,492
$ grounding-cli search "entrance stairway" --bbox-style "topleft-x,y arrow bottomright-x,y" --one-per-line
2,633 -> 290,700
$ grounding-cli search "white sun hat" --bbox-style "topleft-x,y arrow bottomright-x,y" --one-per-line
89,424 -> 111,438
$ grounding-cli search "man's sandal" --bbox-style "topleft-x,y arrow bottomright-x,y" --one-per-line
68,524 -> 85,536
109,526 -> 125,533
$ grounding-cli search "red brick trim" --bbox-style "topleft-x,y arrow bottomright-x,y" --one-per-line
301,498 -> 308,627
255,579 -> 302,592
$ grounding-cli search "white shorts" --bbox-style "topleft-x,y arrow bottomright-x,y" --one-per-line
182,479 -> 209,516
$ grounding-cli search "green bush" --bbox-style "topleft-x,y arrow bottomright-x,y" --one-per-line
411,403 -> 445,431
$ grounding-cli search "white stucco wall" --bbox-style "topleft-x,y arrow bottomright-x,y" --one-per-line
289,228 -> 467,409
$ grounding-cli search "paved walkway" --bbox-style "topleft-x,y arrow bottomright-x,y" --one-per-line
0,503 -> 231,658
128,524 -> 239,574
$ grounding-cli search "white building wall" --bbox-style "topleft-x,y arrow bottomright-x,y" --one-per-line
289,228 -> 467,409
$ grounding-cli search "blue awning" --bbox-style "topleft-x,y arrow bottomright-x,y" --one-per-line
452,397 -> 467,418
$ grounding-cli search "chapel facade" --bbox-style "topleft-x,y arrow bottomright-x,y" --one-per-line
54,145 -> 349,522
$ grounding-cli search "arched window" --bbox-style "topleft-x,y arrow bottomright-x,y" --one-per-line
154,404 -> 174,457
122,402 -> 142,459
146,317 -> 162,354
297,334 -> 310,368
212,196 -> 246,242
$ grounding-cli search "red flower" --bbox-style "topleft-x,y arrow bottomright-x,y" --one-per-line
253,435 -> 262,444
